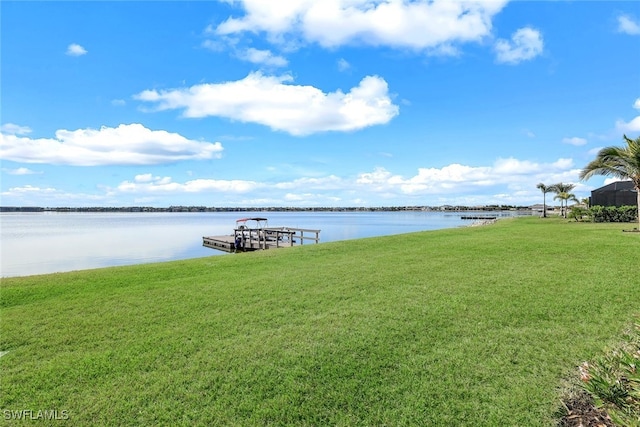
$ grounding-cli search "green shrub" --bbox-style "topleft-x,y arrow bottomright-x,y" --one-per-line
579,322 -> 640,426
588,205 -> 638,223
569,206 -> 588,222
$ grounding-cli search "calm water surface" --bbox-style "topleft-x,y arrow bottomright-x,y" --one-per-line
0,211 -> 519,277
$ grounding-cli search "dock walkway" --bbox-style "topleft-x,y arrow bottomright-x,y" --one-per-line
460,215 -> 497,220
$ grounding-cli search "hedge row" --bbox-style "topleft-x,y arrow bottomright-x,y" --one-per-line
570,205 -> 639,223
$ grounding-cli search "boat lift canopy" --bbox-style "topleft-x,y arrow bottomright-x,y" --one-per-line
236,217 -> 268,228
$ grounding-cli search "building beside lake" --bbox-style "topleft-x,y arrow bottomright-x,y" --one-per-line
590,180 -> 637,207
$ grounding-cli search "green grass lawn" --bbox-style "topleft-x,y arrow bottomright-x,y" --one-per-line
1,217 -> 638,426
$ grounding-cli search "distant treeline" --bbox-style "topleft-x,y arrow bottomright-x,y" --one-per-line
0,205 -> 530,213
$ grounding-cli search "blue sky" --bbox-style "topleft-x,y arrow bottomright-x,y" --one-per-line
1,1 -> 639,208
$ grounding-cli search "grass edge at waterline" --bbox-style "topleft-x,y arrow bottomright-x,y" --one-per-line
1,217 -> 638,426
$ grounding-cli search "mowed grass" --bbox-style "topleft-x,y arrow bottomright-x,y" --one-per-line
1,217 -> 638,426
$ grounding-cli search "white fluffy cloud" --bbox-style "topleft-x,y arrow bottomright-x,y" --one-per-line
2,167 -> 40,175
104,156 -> 578,205
562,137 -> 587,146
214,0 -> 508,50
237,48 -> 288,67
1,123 -> 32,135
616,116 -> 640,134
0,123 -> 223,166
66,43 -> 88,56
135,72 -> 399,135
617,14 -> 640,35
3,154 -> 583,207
1,185 -> 107,206
338,58 -> 351,71
274,175 -> 344,190
356,157 -> 575,196
612,98 -> 640,134
494,27 -> 543,64
117,174 -> 261,194
113,158 -> 582,206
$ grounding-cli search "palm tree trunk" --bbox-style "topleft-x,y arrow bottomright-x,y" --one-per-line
636,185 -> 640,231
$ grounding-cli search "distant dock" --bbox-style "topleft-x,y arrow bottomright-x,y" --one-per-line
460,215 -> 497,220
203,217 -> 320,253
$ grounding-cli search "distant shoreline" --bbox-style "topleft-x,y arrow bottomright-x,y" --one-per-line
0,205 -> 533,213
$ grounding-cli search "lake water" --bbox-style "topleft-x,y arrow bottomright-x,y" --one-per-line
0,210 -> 521,278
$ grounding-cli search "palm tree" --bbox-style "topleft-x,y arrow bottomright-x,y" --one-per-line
550,182 -> 576,218
536,183 -> 553,217
553,192 -> 578,218
579,134 -> 640,230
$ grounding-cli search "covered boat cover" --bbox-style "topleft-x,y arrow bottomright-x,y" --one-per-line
236,218 -> 268,228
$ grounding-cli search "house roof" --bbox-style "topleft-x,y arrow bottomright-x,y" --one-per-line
592,180 -> 636,193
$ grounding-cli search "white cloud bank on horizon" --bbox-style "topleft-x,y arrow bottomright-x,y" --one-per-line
213,0 -> 509,51
494,27 -> 544,64
0,185 -> 107,205
1,155 -> 584,207
83,158 -> 582,200
355,157 -> 576,196
116,174 -> 261,194
135,72 -> 399,136
0,123 -> 223,166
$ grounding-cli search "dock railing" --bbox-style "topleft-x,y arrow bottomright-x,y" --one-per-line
285,228 -> 321,246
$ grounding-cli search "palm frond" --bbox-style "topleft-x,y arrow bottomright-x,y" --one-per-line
580,136 -> 640,184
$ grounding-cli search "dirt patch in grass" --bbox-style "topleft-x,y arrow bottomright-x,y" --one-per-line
559,391 -> 615,427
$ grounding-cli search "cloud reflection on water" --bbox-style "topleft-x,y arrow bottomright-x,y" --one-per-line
1,213 -> 230,277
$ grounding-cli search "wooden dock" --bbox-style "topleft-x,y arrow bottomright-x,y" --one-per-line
203,226 -> 321,253
460,215 -> 497,220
